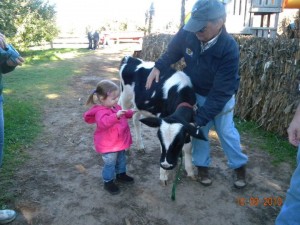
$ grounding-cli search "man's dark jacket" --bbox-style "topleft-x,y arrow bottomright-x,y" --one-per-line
154,27 -> 240,126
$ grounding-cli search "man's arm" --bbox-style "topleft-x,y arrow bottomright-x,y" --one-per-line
145,28 -> 186,89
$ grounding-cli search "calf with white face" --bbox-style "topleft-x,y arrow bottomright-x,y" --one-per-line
119,56 -> 206,183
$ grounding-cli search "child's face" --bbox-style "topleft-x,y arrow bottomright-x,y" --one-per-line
100,90 -> 120,107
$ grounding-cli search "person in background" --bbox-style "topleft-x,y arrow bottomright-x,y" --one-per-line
101,33 -> 109,48
93,30 -> 100,50
145,0 -> 248,188
0,33 -> 24,224
275,103 -> 300,225
287,21 -> 297,39
87,31 -> 93,49
83,80 -> 136,195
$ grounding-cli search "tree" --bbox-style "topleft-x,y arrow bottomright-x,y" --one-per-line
0,0 -> 24,37
0,0 -> 59,50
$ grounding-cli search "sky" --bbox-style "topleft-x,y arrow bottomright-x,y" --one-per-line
48,0 -> 196,34
47,0 -> 298,37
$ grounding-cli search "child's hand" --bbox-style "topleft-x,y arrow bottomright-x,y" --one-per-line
116,110 -> 127,119
131,108 -> 138,113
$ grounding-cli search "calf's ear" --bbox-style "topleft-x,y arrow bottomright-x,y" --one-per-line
140,117 -> 162,128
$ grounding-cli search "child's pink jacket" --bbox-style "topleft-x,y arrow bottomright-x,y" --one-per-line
83,104 -> 134,154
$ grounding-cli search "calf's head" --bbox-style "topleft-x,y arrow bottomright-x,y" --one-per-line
140,117 -> 206,170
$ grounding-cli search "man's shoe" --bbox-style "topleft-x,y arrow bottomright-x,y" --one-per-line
104,180 -> 120,195
234,165 -> 247,189
116,172 -> 134,184
197,166 -> 212,186
0,209 -> 16,224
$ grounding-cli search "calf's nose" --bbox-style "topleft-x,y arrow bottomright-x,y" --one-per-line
160,161 -> 175,170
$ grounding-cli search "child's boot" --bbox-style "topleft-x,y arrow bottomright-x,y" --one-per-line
104,180 -> 120,195
116,172 -> 134,184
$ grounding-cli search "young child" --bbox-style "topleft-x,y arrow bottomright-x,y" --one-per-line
83,79 -> 136,195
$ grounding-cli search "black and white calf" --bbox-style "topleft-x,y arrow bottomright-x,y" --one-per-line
119,56 -> 206,183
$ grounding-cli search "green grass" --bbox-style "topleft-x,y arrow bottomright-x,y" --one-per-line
0,48 -> 90,206
21,48 -> 88,65
6,48 -> 88,102
235,118 -> 297,168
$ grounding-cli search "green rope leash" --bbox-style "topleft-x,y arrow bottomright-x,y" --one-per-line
171,155 -> 183,201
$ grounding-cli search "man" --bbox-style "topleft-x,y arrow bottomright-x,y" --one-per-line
275,103 -> 300,225
87,31 -> 93,49
93,31 -> 100,50
0,33 -> 24,224
145,0 -> 248,188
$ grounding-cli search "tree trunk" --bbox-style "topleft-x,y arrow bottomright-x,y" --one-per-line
148,2 -> 155,34
180,0 -> 186,28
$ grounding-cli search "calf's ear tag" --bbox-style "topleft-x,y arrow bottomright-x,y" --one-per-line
193,105 -> 198,111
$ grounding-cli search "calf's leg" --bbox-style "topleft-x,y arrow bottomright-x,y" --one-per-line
132,112 -> 145,151
183,142 -> 196,180
119,85 -> 144,151
160,167 -> 168,186
159,145 -> 169,185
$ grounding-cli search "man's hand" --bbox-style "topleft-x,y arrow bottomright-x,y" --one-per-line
287,117 -> 300,147
7,57 -> 25,67
0,35 -> 25,66
287,104 -> 300,147
6,44 -> 24,65
145,67 -> 160,90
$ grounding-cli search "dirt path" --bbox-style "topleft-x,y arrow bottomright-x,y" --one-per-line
10,44 -> 293,225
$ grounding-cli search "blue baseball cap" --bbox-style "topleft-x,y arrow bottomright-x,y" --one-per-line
183,0 -> 226,32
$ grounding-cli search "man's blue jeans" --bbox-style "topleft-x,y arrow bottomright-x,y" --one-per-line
102,150 -> 126,182
276,146 -> 300,225
0,95 -> 4,168
192,95 -> 248,169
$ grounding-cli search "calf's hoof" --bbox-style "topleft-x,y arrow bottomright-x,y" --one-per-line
160,180 -> 168,186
